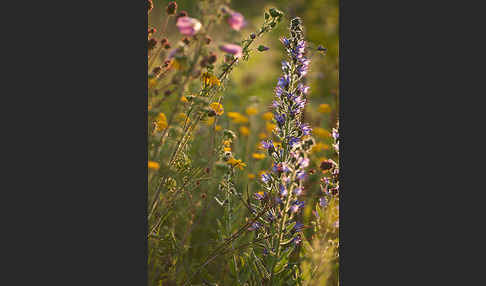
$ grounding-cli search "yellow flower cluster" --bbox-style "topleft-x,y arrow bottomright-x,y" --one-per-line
227,112 -> 249,124
247,173 -> 256,179
209,102 -> 224,116
252,153 -> 266,160
239,126 -> 249,136
245,106 -> 258,116
311,142 -> 330,153
227,157 -> 247,170
201,72 -> 221,87
155,113 -> 168,131
319,104 -> 331,113
314,127 -> 331,138
262,112 -> 273,121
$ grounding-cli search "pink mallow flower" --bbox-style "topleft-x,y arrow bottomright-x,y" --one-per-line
227,11 -> 246,31
176,16 -> 202,36
219,44 -> 243,58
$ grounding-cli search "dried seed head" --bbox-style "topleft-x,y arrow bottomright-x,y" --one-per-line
152,66 -> 162,76
147,0 -> 153,14
164,90 -> 172,96
320,159 -> 334,171
148,38 -> 157,50
160,38 -> 168,46
182,37 -> 190,45
164,43 -> 171,49
207,52 -> 217,64
201,193 -> 207,199
166,1 -> 177,15
204,36 -> 212,45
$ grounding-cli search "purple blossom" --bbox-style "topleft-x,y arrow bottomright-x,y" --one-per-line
261,140 -> 274,150
319,197 -> 327,207
294,222 -> 304,232
292,235 -> 302,245
279,184 -> 288,197
296,171 -> 307,180
277,76 -> 289,89
275,113 -> 285,126
293,187 -> 303,196
290,201 -> 304,213
294,96 -> 306,110
248,222 -> 261,231
280,37 -> 290,47
261,173 -> 271,184
272,100 -> 280,109
254,192 -> 266,200
301,123 -> 312,135
297,157 -> 309,168
298,83 -> 310,94
281,60 -> 290,71
288,136 -> 300,147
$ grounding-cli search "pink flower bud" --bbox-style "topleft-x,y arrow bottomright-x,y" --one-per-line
227,12 -> 246,31
219,44 -> 243,58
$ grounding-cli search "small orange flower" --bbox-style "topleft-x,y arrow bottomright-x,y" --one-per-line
148,161 -> 160,170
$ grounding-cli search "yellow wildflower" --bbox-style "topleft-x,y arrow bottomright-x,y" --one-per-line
223,140 -> 232,147
155,113 -> 168,131
227,157 -> 247,170
314,127 -> 331,138
312,142 -> 330,153
201,72 -> 221,87
148,161 -> 160,170
240,126 -> 250,136
176,112 -> 190,124
258,171 -> 266,177
181,96 -> 188,103
149,78 -> 158,89
262,112 -> 273,121
228,112 -> 249,124
318,104 -> 331,113
209,102 -> 224,116
252,153 -> 266,160
258,132 -> 267,140
205,117 -> 215,126
247,173 -> 256,179
266,122 -> 276,133
215,125 -> 222,131
245,106 -> 258,116
274,141 -> 282,149
224,147 -> 231,152
148,105 -> 152,111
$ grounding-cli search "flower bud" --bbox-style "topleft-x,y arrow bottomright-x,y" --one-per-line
166,1 -> 177,15
160,38 -> 168,46
207,52 -> 217,64
176,10 -> 188,20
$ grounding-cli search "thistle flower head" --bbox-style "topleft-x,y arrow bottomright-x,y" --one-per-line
176,16 -> 202,36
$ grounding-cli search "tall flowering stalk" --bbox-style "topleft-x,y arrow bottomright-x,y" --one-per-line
253,17 -> 316,284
